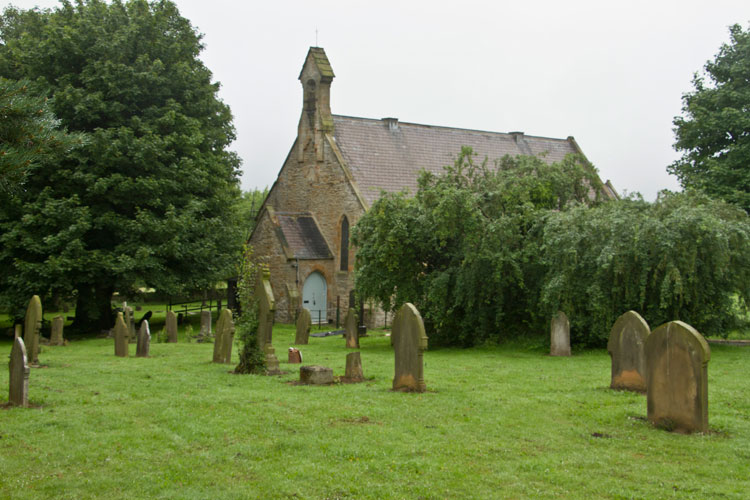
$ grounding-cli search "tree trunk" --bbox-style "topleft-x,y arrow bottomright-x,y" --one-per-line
72,284 -> 115,333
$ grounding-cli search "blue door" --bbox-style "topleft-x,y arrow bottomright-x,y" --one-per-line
302,271 -> 327,324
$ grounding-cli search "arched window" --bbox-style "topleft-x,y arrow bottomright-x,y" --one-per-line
340,216 -> 349,271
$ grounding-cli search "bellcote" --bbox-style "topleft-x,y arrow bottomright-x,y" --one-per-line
297,47 -> 335,162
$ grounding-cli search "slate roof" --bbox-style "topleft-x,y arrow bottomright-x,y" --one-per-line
276,213 -> 332,260
332,115 -> 589,207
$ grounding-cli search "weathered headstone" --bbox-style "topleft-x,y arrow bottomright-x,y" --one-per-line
23,295 -> 42,365
113,312 -> 129,357
645,321 -> 710,433
50,316 -> 64,346
136,320 -> 151,358
288,347 -> 302,364
166,310 -> 178,343
550,311 -> 571,356
343,351 -> 364,382
213,309 -> 235,364
392,303 -> 428,392
345,308 -> 359,349
14,324 -> 22,340
300,365 -> 333,385
607,310 -> 650,392
9,337 -> 30,407
295,308 -> 311,345
256,267 -> 280,375
199,310 -> 212,339
124,306 -> 136,343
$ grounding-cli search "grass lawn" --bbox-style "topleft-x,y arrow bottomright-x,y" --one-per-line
1,322 -> 749,499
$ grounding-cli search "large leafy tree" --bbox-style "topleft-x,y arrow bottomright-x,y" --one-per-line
352,148 -> 605,346
0,0 -> 243,331
668,23 -> 750,212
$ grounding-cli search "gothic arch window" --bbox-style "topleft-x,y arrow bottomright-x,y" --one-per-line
340,215 -> 349,272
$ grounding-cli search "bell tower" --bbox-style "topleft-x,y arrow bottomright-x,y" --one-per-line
297,47 -> 335,162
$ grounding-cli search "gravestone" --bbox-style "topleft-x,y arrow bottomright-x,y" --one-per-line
607,310 -> 650,392
345,308 -> 359,349
295,308 -> 311,345
23,295 -> 42,365
288,347 -> 302,364
166,311 -> 178,343
215,309 -> 235,364
550,311 -> 571,356
344,351 -> 364,382
50,316 -> 64,346
136,320 -> 151,357
392,303 -> 428,392
9,337 -> 30,407
124,306 -> 136,343
200,310 -> 212,339
256,267 -> 280,375
299,365 -> 333,385
113,312 -> 129,357
645,321 -> 710,433
14,324 -> 22,340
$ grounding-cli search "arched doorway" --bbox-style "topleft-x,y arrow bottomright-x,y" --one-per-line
302,271 -> 327,324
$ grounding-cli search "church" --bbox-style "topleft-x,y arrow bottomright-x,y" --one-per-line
249,47 -> 618,325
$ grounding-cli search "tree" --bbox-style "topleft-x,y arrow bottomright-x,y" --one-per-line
0,0 -> 243,331
235,187 -> 268,240
668,23 -> 750,212
540,191 -> 750,346
0,77 -> 84,191
352,148 -> 605,346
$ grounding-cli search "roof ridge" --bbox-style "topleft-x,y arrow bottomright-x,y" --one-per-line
331,114 -> 572,143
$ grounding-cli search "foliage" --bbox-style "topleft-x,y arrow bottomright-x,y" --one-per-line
540,191 -> 750,345
233,244 -> 264,374
235,187 -> 268,240
352,147 -> 604,346
0,0 -> 243,331
668,23 -> 750,212
0,77 -> 85,191
354,146 -> 750,347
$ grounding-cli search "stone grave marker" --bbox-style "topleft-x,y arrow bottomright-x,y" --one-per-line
345,308 -> 359,349
256,267 -> 280,374
392,303 -> 428,392
166,311 -> 178,343
23,295 -> 42,365
645,321 -> 710,433
295,308 -> 311,345
213,309 -> 235,364
300,365 -> 333,385
124,306 -> 136,343
200,310 -> 212,340
9,337 -> 30,407
607,310 -> 650,392
344,351 -> 364,382
550,311 -> 571,356
50,316 -> 64,346
288,347 -> 302,364
113,312 -> 129,357
136,320 -> 151,357
14,324 -> 22,340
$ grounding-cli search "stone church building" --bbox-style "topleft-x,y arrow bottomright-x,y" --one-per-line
249,47 -> 618,325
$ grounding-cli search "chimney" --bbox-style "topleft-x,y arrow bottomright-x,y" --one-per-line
382,117 -> 399,131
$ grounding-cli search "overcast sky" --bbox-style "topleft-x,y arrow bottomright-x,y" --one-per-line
7,0 -> 750,200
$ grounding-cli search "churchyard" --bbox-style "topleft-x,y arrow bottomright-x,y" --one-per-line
2,312 -> 749,499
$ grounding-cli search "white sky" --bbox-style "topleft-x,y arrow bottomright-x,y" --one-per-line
6,0 -> 750,200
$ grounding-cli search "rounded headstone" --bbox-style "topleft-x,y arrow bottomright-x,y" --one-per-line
645,321 -> 710,433
607,310 -> 650,392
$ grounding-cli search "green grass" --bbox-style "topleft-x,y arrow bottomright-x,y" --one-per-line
1,324 -> 749,499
